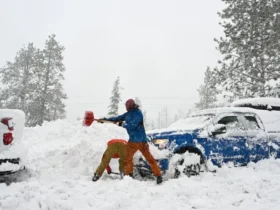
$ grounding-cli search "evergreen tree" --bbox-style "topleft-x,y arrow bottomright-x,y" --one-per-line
213,0 -> 280,99
35,34 -> 67,125
135,97 -> 142,108
0,35 -> 67,126
0,43 -> 39,120
108,77 -> 122,116
195,67 -> 218,110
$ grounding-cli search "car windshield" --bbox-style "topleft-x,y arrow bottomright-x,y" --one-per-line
169,114 -> 214,130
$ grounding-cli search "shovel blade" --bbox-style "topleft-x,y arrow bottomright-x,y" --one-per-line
83,111 -> 94,126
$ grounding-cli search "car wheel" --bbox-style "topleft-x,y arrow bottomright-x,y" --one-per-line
172,148 -> 204,178
183,163 -> 200,177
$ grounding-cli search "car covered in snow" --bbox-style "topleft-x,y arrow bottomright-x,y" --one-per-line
136,106 -> 280,178
0,109 -> 25,175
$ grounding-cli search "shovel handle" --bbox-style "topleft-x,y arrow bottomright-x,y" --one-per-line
96,119 -> 123,126
95,119 -> 114,124
110,172 -> 120,175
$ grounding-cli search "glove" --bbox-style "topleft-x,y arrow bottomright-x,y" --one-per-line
97,118 -> 105,123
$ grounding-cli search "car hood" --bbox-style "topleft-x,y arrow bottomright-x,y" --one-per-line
147,129 -> 198,147
147,129 -> 197,137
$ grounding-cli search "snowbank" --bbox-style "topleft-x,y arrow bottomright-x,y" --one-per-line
0,120 -> 279,210
23,120 -> 129,179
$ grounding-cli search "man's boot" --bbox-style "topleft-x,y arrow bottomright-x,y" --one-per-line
92,173 -> 100,182
156,175 -> 163,184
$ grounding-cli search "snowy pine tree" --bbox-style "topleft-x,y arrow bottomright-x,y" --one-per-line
213,0 -> 280,99
35,35 -> 66,125
0,43 -> 39,122
28,35 -> 67,126
195,67 -> 218,110
135,97 -> 142,108
0,36 -> 67,126
108,77 -> 122,116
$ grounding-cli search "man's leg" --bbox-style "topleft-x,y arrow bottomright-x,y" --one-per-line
139,143 -> 161,177
95,146 -> 114,176
125,142 -> 138,175
118,144 -> 126,174
117,144 -> 126,179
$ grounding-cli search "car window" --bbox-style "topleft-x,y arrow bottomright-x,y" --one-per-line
217,116 -> 243,131
244,116 -> 260,130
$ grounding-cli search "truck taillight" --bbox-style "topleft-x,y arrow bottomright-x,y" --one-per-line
1,118 -> 14,131
3,133 -> 13,145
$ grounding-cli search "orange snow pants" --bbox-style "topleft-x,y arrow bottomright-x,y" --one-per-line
125,142 -> 161,177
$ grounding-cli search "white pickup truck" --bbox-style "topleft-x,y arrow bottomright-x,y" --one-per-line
0,109 -> 25,175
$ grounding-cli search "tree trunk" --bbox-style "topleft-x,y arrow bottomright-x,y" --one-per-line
39,50 -> 51,125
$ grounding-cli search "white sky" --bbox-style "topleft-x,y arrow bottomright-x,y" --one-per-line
0,0 -> 224,125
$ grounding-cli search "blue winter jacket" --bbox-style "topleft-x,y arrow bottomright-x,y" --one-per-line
105,108 -> 147,143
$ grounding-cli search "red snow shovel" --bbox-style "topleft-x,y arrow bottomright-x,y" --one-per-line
82,111 -> 120,126
83,111 -> 94,126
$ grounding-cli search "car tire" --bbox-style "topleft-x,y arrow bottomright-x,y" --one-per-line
173,147 -> 205,178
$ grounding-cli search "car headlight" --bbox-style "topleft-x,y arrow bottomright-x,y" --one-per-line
153,139 -> 169,149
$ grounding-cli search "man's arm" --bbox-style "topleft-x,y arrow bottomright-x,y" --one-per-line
104,113 -> 127,122
123,111 -> 143,130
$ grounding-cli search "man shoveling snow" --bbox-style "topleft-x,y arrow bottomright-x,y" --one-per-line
99,99 -> 163,184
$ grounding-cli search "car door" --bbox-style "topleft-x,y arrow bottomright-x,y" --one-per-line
207,113 -> 250,166
240,113 -> 269,162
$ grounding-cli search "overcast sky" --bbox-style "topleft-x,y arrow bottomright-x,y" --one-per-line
0,0 -> 225,126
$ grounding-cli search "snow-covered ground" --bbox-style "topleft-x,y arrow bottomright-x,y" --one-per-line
0,120 -> 280,210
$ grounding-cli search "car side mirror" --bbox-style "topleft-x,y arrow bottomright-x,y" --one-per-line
211,124 -> 227,136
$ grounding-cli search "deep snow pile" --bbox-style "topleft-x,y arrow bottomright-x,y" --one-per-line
0,120 -> 280,210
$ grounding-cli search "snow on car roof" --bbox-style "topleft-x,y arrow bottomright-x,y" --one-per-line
147,107 -> 258,135
0,109 -> 25,119
189,107 -> 258,116
147,106 -> 280,134
231,97 -> 280,108
191,107 -> 280,132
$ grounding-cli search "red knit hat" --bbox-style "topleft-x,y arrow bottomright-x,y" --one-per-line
125,99 -> 136,111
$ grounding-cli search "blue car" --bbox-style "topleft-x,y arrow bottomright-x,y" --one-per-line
134,107 -> 280,178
